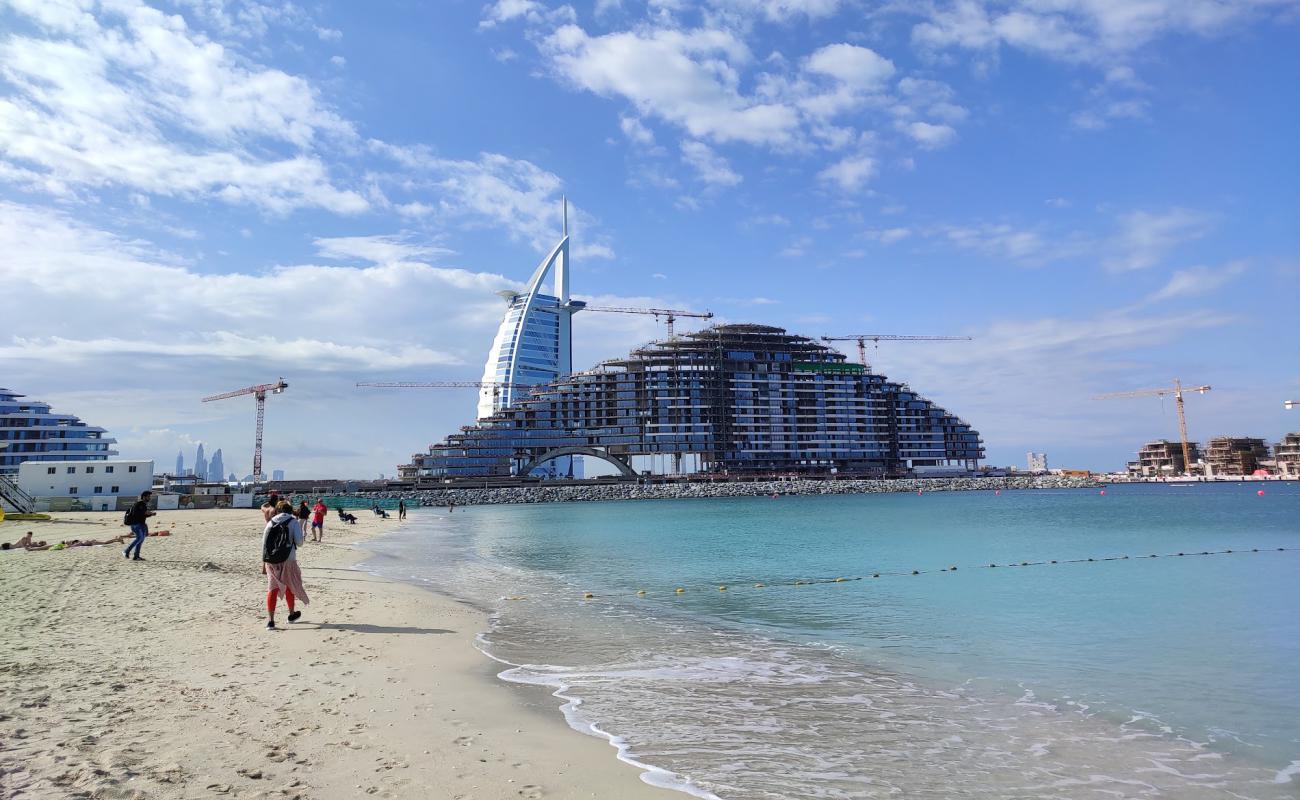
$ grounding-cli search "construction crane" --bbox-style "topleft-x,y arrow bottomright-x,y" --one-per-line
580,306 -> 713,338
201,378 -> 287,483
356,379 -> 544,406
1286,400 -> 1298,410
820,334 -> 972,372
1095,379 -> 1211,476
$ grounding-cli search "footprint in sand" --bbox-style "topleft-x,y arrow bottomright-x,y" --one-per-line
517,784 -> 544,798
452,736 -> 474,747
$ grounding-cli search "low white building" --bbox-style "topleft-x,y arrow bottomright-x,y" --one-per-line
17,459 -> 154,512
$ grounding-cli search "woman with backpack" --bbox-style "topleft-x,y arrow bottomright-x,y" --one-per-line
262,500 -> 309,629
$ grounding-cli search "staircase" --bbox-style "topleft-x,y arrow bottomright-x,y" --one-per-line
0,473 -> 36,513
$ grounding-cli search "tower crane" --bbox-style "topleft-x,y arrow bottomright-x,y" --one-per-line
201,378 -> 287,483
1095,379 -> 1211,476
819,334 -> 972,372
579,306 -> 713,338
356,380 -> 544,406
1286,400 -> 1297,410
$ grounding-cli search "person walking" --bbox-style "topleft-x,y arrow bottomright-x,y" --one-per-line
310,498 -> 327,542
262,500 -> 308,629
398,499 -> 406,521
123,490 -> 155,561
295,500 -> 311,536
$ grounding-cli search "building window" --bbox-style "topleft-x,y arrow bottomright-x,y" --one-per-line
68,487 -> 78,494
86,466 -> 94,473
67,466 -> 76,474
106,466 -> 115,473
47,466 -> 56,474
94,486 -> 103,494
111,485 -> 120,493
128,465 -> 137,473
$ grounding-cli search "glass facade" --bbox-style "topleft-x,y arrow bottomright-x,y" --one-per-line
0,388 -> 118,476
407,325 -> 983,479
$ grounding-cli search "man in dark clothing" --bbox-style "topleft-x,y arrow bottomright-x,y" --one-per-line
124,490 -> 155,561
398,499 -> 406,520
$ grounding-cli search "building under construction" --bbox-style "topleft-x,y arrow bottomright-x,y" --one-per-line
403,324 -> 983,480
1127,440 -> 1202,477
1204,436 -> 1271,476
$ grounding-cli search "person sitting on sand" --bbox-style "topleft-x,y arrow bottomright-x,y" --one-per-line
262,500 -> 309,630
3,532 -> 47,550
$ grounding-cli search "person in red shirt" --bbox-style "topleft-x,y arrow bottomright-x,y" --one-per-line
310,498 -> 328,542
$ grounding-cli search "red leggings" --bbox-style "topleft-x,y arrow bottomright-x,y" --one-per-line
267,589 -> 296,615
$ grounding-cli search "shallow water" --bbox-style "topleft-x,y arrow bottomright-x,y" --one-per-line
360,483 -> 1300,799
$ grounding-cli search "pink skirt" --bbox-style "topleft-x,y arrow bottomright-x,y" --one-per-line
265,560 -> 310,604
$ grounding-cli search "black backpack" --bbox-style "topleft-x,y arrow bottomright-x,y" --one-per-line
263,518 -> 294,564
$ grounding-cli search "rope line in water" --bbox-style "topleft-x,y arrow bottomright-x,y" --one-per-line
559,546 -> 1297,600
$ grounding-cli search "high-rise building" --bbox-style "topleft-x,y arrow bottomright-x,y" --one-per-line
407,325 -> 983,479
478,199 -> 581,421
272,469 -> 285,481
175,450 -> 184,476
1275,432 -> 1300,478
1128,440 -> 1201,477
228,472 -> 238,483
208,448 -> 224,483
0,388 -> 118,476
1026,452 -> 1047,473
194,443 -> 206,483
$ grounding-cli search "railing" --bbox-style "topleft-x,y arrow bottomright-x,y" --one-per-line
0,473 -> 36,513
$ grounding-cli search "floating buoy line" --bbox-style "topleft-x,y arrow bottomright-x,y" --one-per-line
569,546 -> 1296,600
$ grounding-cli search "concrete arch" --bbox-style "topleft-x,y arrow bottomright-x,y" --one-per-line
518,446 -> 636,478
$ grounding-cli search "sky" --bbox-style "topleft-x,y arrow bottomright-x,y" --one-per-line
2,0 -> 1298,478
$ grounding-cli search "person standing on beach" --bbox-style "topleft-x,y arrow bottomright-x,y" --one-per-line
295,500 -> 311,534
262,500 -> 308,629
398,499 -> 406,521
311,498 -> 327,542
260,492 -> 281,523
123,490 -> 155,561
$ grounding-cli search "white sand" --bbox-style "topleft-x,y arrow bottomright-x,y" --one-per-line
0,509 -> 678,799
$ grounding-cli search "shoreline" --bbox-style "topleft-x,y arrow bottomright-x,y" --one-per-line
0,509 -> 679,799
367,474 -> 1102,508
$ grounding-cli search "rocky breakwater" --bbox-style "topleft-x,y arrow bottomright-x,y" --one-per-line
368,475 -> 1102,508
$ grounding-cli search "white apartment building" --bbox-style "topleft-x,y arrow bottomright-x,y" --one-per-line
17,459 -> 154,511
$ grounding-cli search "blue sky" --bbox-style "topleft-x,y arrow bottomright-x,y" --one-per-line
2,0 -> 1297,477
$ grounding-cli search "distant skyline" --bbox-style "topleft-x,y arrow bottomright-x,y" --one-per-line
2,1 -> 1297,475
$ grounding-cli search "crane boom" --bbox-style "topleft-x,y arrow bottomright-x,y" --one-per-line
1095,380 -> 1210,476
356,381 -> 534,389
581,306 -> 713,338
820,334 -> 972,372
201,378 -> 287,482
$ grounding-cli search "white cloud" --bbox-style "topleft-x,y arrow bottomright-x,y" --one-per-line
902,120 -> 958,148
542,24 -> 802,147
619,115 -> 656,145
0,0 -> 366,214
869,227 -> 912,244
368,143 -> 614,257
680,141 -> 743,185
708,0 -> 844,21
1106,208 -> 1215,271
817,155 -> 876,192
1148,261 -> 1248,302
314,235 -> 454,264
805,43 -> 895,89
329,55 -> 346,67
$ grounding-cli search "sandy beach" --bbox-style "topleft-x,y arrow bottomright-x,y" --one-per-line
0,509 -> 677,800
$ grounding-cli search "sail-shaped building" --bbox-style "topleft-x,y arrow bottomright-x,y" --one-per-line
477,198 -> 584,420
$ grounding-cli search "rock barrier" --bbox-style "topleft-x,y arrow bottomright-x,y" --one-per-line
358,475 -> 1102,508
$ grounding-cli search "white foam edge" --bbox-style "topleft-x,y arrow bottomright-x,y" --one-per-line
475,634 -> 722,800
1275,759 -> 1300,784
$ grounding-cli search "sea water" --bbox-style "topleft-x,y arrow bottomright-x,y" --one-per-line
359,483 -> 1300,799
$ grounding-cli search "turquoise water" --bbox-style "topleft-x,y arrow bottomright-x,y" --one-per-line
361,483 -> 1300,799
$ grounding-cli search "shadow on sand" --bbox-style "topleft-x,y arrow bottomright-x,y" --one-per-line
311,622 -> 454,635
